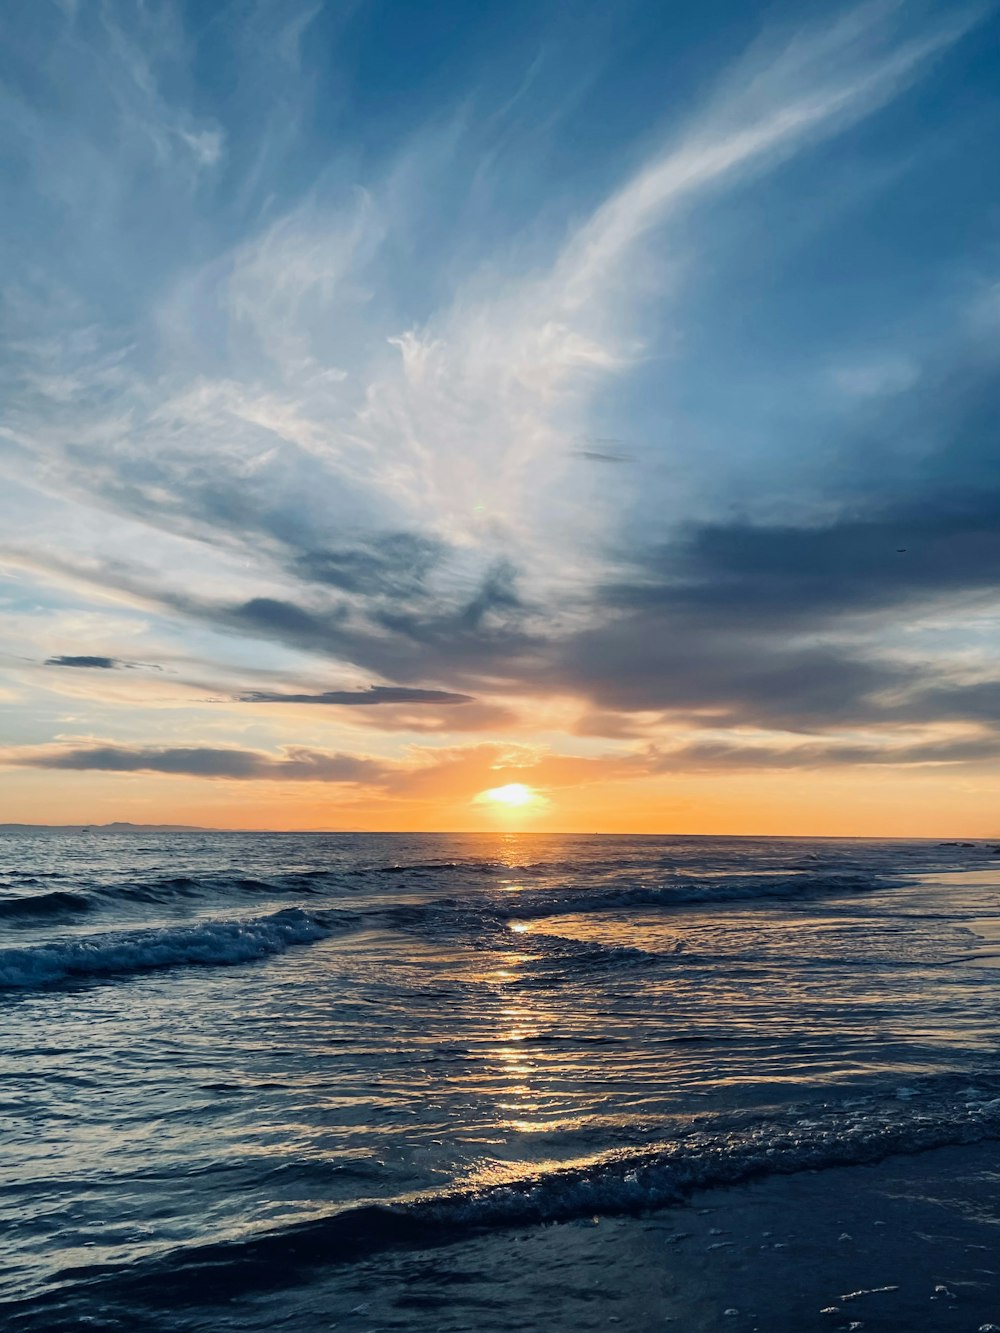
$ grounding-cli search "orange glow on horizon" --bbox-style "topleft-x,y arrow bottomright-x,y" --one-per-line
2,762 -> 1000,839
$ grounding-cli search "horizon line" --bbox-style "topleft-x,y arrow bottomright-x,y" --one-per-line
0,822 -> 996,842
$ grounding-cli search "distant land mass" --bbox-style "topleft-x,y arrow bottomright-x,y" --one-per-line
0,822 -> 366,834
0,821 -> 216,833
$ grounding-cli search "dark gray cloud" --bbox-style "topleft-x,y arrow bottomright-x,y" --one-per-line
655,732 -> 1000,771
236,598 -> 328,637
44,655 -> 161,671
557,606 -> 1000,734
372,559 -> 524,638
239,685 -> 474,705
45,655 -> 120,669
892,680 -> 1000,725
294,533 -> 444,597
346,700 -> 519,733
171,558 -> 539,684
614,496 -> 1000,628
555,623 -> 912,726
573,449 -> 632,463
570,675 -> 1000,738
552,353 -> 1000,728
13,744 -> 385,782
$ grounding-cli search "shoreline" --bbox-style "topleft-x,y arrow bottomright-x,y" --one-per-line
21,1139 -> 997,1333
277,1140 -> 1000,1333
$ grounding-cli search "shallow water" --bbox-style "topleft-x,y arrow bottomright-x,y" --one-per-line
2,831 -> 1000,1329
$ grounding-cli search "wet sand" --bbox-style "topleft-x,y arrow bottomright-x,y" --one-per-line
260,1140 -> 1000,1333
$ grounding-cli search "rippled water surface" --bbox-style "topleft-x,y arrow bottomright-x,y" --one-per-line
3,831 -> 1000,1329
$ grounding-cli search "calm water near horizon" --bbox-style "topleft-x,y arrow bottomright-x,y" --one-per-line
3,830 -> 1000,1330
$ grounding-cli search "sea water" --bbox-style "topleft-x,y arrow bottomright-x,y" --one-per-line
2,831 -> 1000,1330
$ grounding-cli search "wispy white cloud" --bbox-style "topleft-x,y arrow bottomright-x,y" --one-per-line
8,3 -> 974,588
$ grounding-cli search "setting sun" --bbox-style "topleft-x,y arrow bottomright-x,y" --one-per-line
477,783 -> 538,807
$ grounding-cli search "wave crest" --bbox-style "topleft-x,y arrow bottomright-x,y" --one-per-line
0,890 -> 91,921
23,1084 -> 1000,1315
503,871 -> 898,920
0,907 -> 330,989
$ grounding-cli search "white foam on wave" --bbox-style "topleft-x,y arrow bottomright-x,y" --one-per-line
44,1081 -> 1000,1307
0,907 -> 329,989
428,1086 -> 1000,1228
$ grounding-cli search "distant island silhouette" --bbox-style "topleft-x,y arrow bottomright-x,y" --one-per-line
0,822 -> 364,833
0,821 -> 215,833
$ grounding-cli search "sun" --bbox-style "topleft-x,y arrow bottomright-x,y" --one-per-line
479,783 -> 537,807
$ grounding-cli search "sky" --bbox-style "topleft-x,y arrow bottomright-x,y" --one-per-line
1,0 -> 999,835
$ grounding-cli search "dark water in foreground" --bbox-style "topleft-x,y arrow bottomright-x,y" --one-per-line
2,831 -> 1000,1330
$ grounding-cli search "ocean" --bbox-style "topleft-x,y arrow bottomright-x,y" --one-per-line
2,831 -> 1000,1331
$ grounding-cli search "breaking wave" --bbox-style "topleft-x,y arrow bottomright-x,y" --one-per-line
20,1084 -> 1000,1314
91,869 -> 344,905
0,863 -> 901,933
0,907 -> 332,989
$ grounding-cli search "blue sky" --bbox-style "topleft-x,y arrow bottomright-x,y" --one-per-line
1,0 -> 998,832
